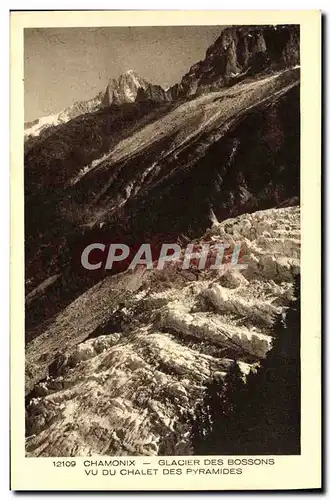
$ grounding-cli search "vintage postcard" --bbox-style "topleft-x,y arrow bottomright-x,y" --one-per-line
10,10 -> 321,491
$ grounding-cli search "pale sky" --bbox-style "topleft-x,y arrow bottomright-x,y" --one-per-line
24,26 -> 222,122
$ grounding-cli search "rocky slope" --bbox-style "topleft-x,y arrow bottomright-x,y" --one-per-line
25,25 -> 299,141
24,70 -> 169,142
25,206 -> 300,456
24,66 -> 299,335
169,25 -> 300,98
24,25 -> 301,456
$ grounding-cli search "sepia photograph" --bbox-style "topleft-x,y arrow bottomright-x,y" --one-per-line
23,22 -> 303,459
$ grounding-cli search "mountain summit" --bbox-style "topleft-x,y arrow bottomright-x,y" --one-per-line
25,26 -> 299,139
24,71 -> 169,139
24,24 -> 301,457
102,69 -> 169,106
169,25 -> 300,98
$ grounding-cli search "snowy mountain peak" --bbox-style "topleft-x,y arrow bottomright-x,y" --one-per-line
24,91 -> 104,139
102,70 -> 168,107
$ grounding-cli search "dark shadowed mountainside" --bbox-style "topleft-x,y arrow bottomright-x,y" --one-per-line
24,25 -> 301,457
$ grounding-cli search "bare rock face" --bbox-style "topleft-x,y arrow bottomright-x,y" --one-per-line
25,206 -> 300,457
170,25 -> 300,98
24,71 -> 169,142
102,70 -> 149,106
24,25 -> 301,458
102,70 -> 169,107
24,25 -> 299,147
136,84 -> 170,103
24,66 -> 299,337
25,26 -> 300,142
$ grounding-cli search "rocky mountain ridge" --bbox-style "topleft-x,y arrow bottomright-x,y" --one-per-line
24,67 -> 300,336
169,25 -> 300,98
102,70 -> 170,107
24,25 -> 299,140
24,71 -> 170,140
24,25 -> 301,457
24,92 -> 104,139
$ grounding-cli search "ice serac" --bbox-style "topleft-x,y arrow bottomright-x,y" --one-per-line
24,66 -> 300,332
24,25 -> 301,457
169,25 -> 300,98
25,206 -> 300,457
